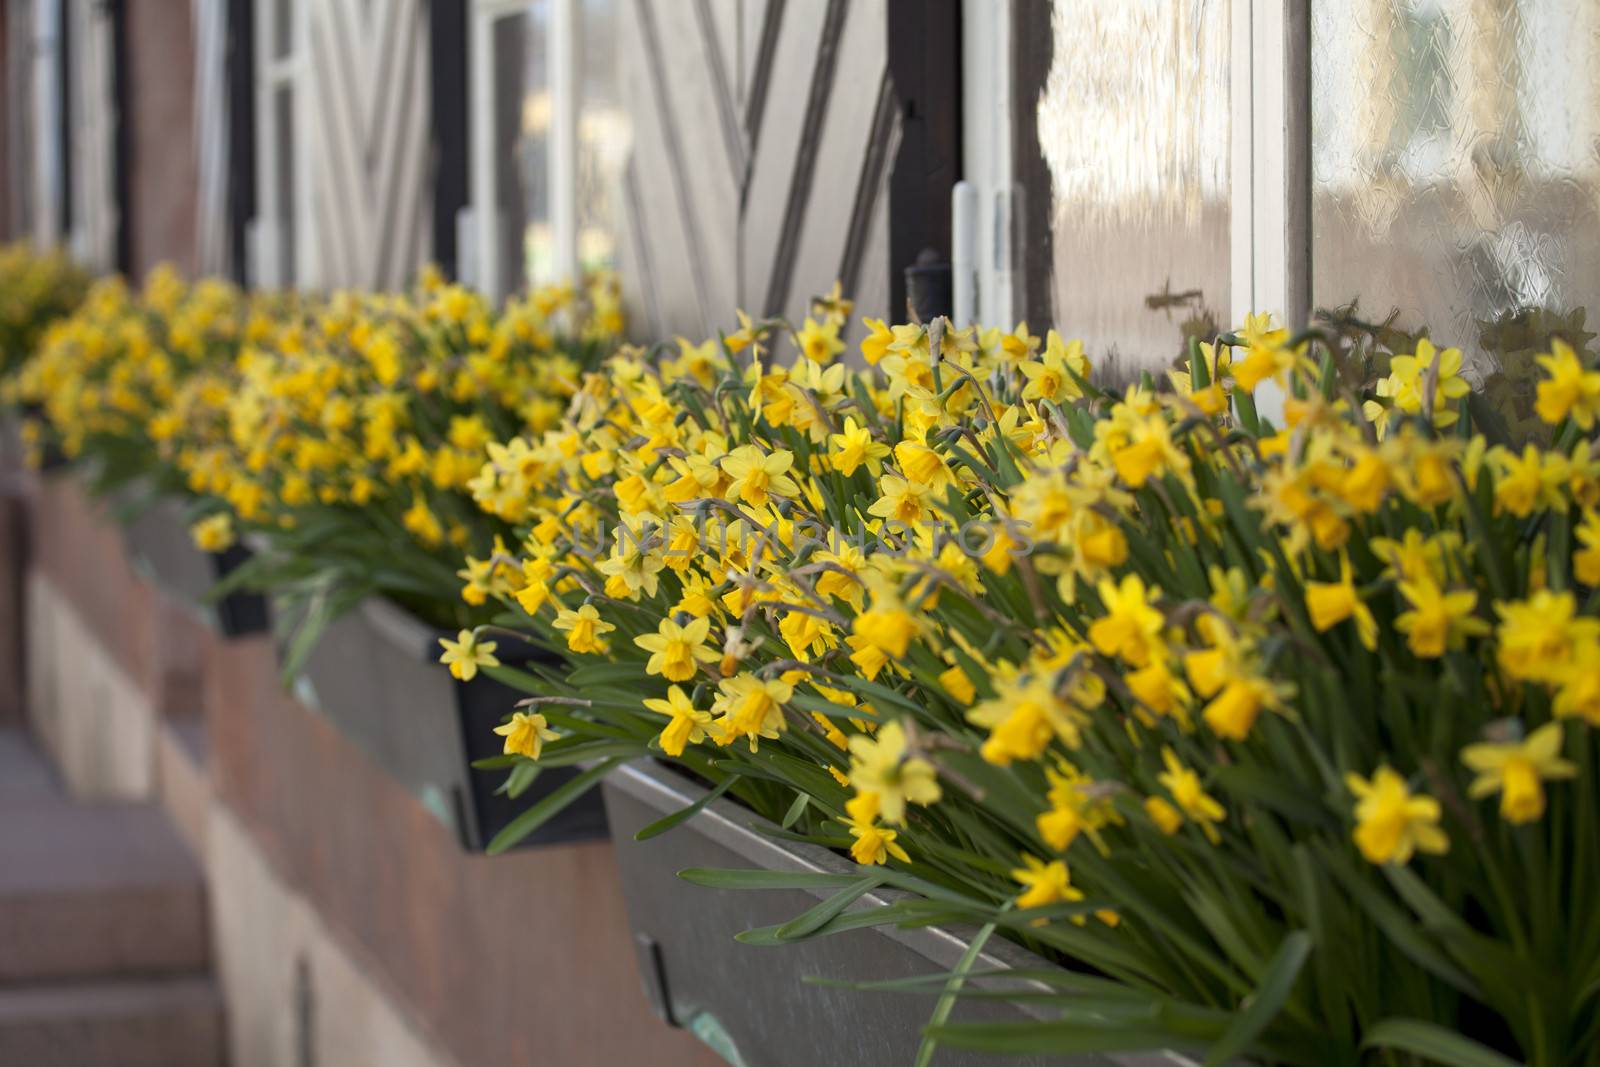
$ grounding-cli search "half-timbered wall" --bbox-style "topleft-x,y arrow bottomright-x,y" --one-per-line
614,0 -> 897,340
249,0 -> 433,291
193,0 -> 230,276
63,0 -> 117,271
300,0 -> 433,289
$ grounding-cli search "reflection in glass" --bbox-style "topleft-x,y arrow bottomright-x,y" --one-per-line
1312,0 -> 1600,441
494,1 -> 628,291
272,0 -> 293,61
577,0 -> 630,273
493,4 -> 551,293
1036,0 -> 1231,386
274,86 -> 296,283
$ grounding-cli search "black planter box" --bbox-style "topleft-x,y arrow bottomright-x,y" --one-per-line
602,759 -> 1191,1067
120,494 -> 269,637
291,594 -> 608,853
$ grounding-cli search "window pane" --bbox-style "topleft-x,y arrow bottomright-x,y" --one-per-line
493,4 -> 552,293
274,85 -> 295,284
1035,0 -> 1231,386
272,0 -> 293,61
1312,0 -> 1600,439
576,0 -> 629,273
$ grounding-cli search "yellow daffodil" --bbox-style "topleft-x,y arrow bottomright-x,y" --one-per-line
1495,590 -> 1598,684
1011,854 -> 1083,915
553,603 -> 616,655
1394,579 -> 1487,658
846,588 -> 919,680
847,720 -> 940,825
1345,766 -> 1449,866
493,710 -> 559,759
1156,747 -> 1226,843
711,673 -> 793,752
1088,574 -> 1166,667
843,792 -> 909,866
641,685 -> 714,756
1461,722 -> 1576,824
1534,339 -> 1600,428
721,445 -> 799,507
191,512 -> 235,552
634,615 -> 719,682
795,316 -> 845,364
1019,332 -> 1088,405
829,416 -> 890,477
438,628 -> 500,682
1304,556 -> 1377,651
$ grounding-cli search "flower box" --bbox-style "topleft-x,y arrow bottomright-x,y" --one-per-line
119,493 -> 269,638
291,594 -> 608,852
601,759 -> 1191,1067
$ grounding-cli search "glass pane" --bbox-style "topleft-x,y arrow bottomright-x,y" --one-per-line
493,4 -> 552,293
1312,0 -> 1600,440
576,0 -> 630,273
272,0 -> 293,60
274,85 -> 296,284
1035,0 -> 1231,387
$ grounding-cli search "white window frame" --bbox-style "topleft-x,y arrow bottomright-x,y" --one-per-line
29,0 -> 65,248
249,0 -> 311,288
468,0 -> 580,303
960,0 -> 1308,415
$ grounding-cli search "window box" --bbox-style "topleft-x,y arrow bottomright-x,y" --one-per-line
602,758 -> 1193,1067
119,493 -> 269,639
289,594 -> 608,853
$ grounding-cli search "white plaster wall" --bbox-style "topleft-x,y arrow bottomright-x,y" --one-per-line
25,571 -> 156,801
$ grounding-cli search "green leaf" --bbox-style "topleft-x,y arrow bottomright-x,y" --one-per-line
480,663 -> 554,694
780,792 -> 810,829
530,739 -> 644,767
502,759 -> 541,800
484,756 -> 623,855
774,875 -> 885,941
1361,1020 -> 1524,1067
632,775 -> 739,841
915,918 -> 999,1067
1202,930 -> 1312,1067
566,662 -> 649,687
922,1019 -> 1197,1057
677,867 -> 866,892
735,902 -> 927,946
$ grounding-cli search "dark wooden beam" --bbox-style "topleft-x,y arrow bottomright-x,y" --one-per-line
1010,0 -> 1053,326
885,0 -> 960,322
226,0 -> 256,284
429,0 -> 469,282
109,0 -> 131,274
57,0 -> 72,239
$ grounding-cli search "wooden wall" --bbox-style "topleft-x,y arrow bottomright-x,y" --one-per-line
299,0 -> 432,290
614,0 -> 897,341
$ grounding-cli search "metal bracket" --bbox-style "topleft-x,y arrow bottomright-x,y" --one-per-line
632,932 -> 676,1028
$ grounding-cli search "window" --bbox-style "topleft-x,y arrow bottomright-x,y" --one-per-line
1033,0 -> 1233,385
469,0 -> 630,302
983,0 -> 1600,430
1310,0 -> 1600,439
250,0 -> 303,287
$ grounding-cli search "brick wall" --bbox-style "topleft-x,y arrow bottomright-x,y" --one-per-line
124,0 -> 200,277
18,473 -> 719,1067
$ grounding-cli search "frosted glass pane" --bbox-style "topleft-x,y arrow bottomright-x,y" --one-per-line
494,4 -> 552,293
1312,0 -> 1600,439
577,0 -> 630,273
1036,0 -> 1231,386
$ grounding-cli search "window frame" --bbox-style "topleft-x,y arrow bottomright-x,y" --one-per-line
967,0 -> 1312,335
468,0 -> 580,302
965,0 -> 1310,417
249,0 -> 309,288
